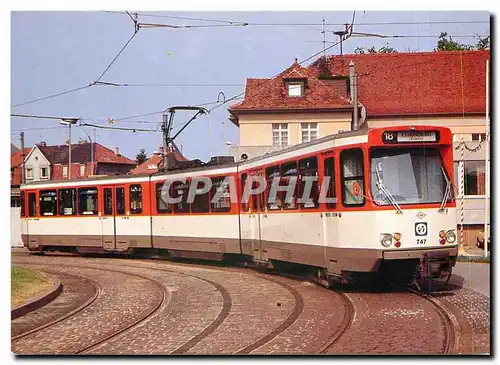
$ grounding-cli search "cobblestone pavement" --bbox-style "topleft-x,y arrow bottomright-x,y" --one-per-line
11,270 -> 97,338
430,285 -> 490,355
11,254 -> 491,355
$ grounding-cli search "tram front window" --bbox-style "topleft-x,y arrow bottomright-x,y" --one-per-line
370,148 -> 451,206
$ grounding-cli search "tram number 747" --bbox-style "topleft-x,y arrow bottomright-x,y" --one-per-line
416,239 -> 427,245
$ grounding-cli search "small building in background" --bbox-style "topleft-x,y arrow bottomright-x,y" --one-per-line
130,144 -> 186,175
22,141 -> 136,183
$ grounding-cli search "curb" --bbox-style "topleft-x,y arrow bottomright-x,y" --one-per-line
11,275 -> 63,320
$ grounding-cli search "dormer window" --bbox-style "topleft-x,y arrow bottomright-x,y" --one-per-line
287,82 -> 303,97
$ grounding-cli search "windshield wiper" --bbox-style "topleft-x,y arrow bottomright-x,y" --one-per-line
439,167 -> 452,211
375,168 -> 403,214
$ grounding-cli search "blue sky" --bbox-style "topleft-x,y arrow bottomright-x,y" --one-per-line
11,11 -> 490,161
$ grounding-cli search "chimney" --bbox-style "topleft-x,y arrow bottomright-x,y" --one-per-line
40,141 -> 47,147
159,146 -> 164,155
115,147 -> 120,156
349,60 -> 359,131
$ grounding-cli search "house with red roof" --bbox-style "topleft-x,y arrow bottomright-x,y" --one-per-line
23,140 -> 136,183
228,50 -> 490,247
130,144 -> 186,175
11,146 -> 32,206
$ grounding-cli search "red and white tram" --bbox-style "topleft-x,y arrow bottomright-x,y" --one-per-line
20,125 -> 458,285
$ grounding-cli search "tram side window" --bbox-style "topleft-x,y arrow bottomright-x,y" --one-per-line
266,165 -> 281,210
28,192 -> 37,217
78,187 -> 98,215
211,177 -> 231,213
130,185 -> 143,214
58,189 -> 77,215
240,173 -> 249,212
340,149 -> 365,206
172,181 -> 190,213
298,157 -> 319,209
40,190 -> 57,216
281,161 -> 298,210
324,157 -> 337,209
20,191 -> 25,217
156,182 -> 172,213
116,187 -> 125,215
103,188 -> 113,215
192,180 -> 210,213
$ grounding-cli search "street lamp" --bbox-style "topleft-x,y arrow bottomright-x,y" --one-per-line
60,118 -> 79,179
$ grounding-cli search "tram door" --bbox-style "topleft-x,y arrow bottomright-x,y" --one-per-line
101,187 -> 116,250
249,169 -> 265,261
24,190 -> 38,250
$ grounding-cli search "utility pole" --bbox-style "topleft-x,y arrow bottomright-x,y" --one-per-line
60,118 -> 79,179
20,132 -> 25,185
484,59 -> 489,256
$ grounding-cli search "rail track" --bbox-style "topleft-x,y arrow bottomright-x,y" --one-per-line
12,253 -> 462,355
12,263 -> 168,355
407,288 -> 457,354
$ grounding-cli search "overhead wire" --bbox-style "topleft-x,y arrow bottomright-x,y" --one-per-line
100,11 -> 489,27
11,15 -> 139,109
80,123 -> 157,132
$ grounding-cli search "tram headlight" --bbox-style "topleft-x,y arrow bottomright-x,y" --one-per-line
446,230 -> 457,243
380,233 -> 393,247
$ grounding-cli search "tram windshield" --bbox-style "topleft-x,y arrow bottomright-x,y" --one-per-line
370,147 -> 452,206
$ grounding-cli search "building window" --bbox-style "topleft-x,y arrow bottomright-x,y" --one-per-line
130,185 -> 143,214
40,167 -> 48,179
40,190 -> 57,216
80,164 -> 86,176
78,187 -> 98,215
471,133 -> 486,141
58,189 -> 77,215
272,123 -> 288,146
26,168 -> 33,180
287,82 -> 303,97
63,165 -> 68,177
301,123 -> 318,143
464,161 -> 485,196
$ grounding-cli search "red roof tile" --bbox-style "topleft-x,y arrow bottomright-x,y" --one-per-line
317,50 -> 489,117
229,50 -> 489,122
11,148 -> 31,168
36,142 -> 136,165
229,60 -> 352,118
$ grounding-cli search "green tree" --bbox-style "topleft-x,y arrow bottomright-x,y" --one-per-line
136,148 -> 148,165
435,32 -> 474,51
475,35 -> 490,50
353,44 -> 397,54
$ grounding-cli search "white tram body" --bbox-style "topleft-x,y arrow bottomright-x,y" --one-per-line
20,126 -> 458,283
